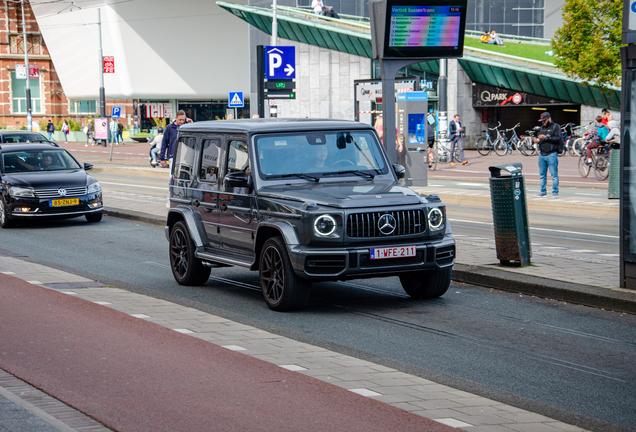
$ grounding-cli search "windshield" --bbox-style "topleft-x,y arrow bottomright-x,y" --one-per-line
255,131 -> 387,179
1,149 -> 80,173
1,133 -> 49,143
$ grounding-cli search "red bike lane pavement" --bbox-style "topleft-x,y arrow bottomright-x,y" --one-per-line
0,274 -> 459,432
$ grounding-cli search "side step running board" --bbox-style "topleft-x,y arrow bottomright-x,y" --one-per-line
196,251 -> 253,269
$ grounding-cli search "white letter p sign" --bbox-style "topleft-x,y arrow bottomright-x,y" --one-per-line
269,53 -> 282,77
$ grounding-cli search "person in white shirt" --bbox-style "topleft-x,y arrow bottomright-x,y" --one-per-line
311,0 -> 325,15
109,118 -> 118,146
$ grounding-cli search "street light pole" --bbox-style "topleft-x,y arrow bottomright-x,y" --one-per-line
271,0 -> 278,46
98,8 -> 107,149
20,0 -> 32,132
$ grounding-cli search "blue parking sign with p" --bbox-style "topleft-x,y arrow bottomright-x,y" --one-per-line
111,106 -> 121,119
265,46 -> 295,80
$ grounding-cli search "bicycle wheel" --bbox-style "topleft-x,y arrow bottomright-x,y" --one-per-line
567,138 -> 576,156
427,148 -> 437,171
594,155 -> 610,181
520,137 -> 533,156
476,137 -> 491,156
572,138 -> 586,156
494,138 -> 508,156
578,154 -> 590,178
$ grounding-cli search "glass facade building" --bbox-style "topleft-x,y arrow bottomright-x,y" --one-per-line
466,0 -> 545,38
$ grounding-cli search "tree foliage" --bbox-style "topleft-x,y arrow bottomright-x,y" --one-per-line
552,0 -> 623,90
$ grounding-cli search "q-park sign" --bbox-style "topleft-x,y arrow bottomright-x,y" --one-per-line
265,46 -> 295,80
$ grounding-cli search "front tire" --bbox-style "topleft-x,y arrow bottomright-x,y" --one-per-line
494,139 -> 508,156
259,236 -> 310,311
578,154 -> 590,178
595,155 -> 610,181
476,137 -> 491,156
169,221 -> 211,285
399,267 -> 452,299
85,212 -> 102,223
0,199 -> 15,228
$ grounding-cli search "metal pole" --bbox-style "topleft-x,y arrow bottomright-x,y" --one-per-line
271,0 -> 278,46
437,59 -> 449,160
20,0 -> 32,132
96,9 -> 111,155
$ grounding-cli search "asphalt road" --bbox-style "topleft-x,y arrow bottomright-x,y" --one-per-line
0,216 -> 633,432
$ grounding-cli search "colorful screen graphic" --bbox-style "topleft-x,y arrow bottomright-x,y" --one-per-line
388,6 -> 461,48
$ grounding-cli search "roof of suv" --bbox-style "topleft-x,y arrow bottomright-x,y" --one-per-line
179,118 -> 375,134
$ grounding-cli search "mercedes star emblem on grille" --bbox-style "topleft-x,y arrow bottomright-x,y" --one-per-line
58,188 -> 67,196
378,214 -> 396,235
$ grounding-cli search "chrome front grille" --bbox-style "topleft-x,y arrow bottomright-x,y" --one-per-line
346,210 -> 425,238
34,187 -> 87,198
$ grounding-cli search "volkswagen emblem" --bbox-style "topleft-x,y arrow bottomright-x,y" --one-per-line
378,214 -> 396,235
58,188 -> 67,196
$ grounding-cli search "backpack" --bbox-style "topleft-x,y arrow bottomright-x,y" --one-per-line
118,122 -> 124,132
47,123 -> 55,132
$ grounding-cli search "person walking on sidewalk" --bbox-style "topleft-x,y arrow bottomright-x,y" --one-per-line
449,114 -> 467,166
61,119 -> 70,143
109,118 -> 118,146
534,112 -> 562,198
84,119 -> 94,146
46,119 -> 55,141
117,120 -> 124,145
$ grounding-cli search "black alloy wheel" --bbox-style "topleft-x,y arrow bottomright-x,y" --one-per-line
85,212 -> 103,223
399,267 -> 452,299
0,198 -> 15,228
259,236 -> 310,311
169,221 -> 211,285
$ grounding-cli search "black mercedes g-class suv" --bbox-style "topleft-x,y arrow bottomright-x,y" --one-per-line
166,119 -> 455,311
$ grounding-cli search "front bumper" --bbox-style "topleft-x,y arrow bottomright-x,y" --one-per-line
288,234 -> 455,280
6,193 -> 103,219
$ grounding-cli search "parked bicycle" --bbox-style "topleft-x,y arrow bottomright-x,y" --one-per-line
578,140 -> 611,181
476,122 -> 504,156
522,126 -> 539,156
494,123 -> 533,156
559,123 -> 576,157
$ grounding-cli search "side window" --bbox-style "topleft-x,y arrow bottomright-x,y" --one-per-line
200,138 -> 221,191
173,136 -> 197,182
225,139 -> 249,193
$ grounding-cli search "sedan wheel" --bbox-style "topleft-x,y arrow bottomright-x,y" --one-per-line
0,199 -> 15,228
259,236 -> 310,311
169,221 -> 210,285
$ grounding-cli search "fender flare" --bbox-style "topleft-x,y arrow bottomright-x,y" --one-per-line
165,206 -> 208,249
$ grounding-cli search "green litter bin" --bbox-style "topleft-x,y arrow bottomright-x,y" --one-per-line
608,143 -> 620,199
488,163 -> 532,266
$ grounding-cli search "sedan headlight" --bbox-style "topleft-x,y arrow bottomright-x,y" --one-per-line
87,182 -> 101,194
428,207 -> 444,230
314,214 -> 336,236
8,186 -> 34,197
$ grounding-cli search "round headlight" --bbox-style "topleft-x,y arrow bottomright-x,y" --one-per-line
314,215 -> 336,236
428,208 -> 443,230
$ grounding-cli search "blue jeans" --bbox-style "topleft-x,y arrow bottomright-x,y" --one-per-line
110,131 -> 117,145
48,132 -> 53,140
538,152 -> 559,195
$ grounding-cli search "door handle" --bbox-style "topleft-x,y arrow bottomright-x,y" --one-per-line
191,199 -> 200,207
219,202 -> 228,212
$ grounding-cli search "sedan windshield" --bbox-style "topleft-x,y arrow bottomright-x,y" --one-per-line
255,131 -> 387,179
2,150 -> 80,173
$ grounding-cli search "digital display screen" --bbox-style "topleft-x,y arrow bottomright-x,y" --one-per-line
382,0 -> 467,59
389,6 -> 461,48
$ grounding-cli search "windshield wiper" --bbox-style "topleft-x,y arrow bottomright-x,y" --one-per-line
266,173 -> 320,183
327,170 -> 375,179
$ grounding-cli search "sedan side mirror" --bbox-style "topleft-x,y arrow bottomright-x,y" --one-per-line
393,163 -> 405,179
83,163 -> 93,171
224,171 -> 248,187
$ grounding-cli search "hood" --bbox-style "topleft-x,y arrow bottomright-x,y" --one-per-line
608,120 -> 619,130
258,179 -> 431,209
2,169 -> 91,189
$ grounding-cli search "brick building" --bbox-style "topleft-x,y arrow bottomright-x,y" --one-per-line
0,1 -> 134,131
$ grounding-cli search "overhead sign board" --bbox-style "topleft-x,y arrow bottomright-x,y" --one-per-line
371,0 -> 467,60
623,0 -> 636,43
228,91 -> 244,107
265,46 -> 295,79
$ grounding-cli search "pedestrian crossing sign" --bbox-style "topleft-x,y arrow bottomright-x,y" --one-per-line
228,91 -> 244,108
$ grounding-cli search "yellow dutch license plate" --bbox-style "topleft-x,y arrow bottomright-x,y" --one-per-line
50,198 -> 79,207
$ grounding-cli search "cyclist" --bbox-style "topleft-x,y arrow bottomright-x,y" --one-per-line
585,117 -> 610,166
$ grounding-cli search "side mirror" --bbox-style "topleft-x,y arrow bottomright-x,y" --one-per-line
83,162 -> 93,171
224,171 -> 248,187
393,163 -> 405,179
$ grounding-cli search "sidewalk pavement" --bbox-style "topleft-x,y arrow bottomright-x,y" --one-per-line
0,258 -> 590,432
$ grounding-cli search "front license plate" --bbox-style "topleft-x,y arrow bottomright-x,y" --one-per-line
50,198 -> 79,207
369,245 -> 416,260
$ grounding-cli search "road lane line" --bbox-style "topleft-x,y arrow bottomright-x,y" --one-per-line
449,218 -> 618,239
100,181 -> 167,190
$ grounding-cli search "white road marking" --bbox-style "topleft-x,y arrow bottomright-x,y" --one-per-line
575,193 -> 603,197
449,219 -> 618,239
222,345 -> 247,351
569,250 -> 599,253
173,329 -> 194,334
434,419 -> 473,428
131,314 -> 150,319
100,181 -> 166,190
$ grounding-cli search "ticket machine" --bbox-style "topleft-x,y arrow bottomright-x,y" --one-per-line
397,91 -> 429,186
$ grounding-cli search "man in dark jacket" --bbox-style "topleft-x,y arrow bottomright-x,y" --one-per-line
534,112 -> 561,198
160,110 -> 191,167
46,120 -> 55,141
